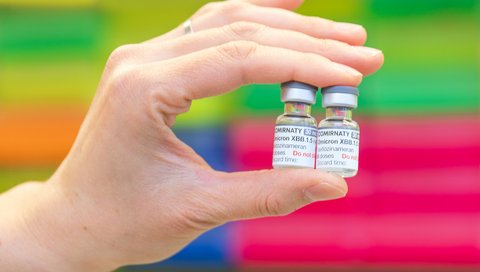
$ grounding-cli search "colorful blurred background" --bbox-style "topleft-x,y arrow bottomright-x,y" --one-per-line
1,0 -> 479,271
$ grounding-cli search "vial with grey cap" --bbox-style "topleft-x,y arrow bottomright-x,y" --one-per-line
316,86 -> 360,177
272,81 -> 318,169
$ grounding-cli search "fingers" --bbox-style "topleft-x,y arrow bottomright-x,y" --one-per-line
146,41 -> 361,106
145,22 -> 382,76
238,0 -> 305,10
228,3 -> 366,45
152,1 -> 366,45
138,41 -> 361,126
213,169 -> 347,221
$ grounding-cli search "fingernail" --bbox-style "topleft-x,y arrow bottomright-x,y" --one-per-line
335,22 -> 364,33
336,63 -> 362,77
304,180 -> 347,202
355,46 -> 382,57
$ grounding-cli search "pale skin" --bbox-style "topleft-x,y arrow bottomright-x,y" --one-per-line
0,0 -> 384,271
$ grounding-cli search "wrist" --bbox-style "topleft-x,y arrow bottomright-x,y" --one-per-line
0,182 -> 68,271
0,181 -> 116,271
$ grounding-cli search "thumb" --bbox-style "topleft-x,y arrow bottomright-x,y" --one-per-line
239,0 -> 305,10
214,169 -> 347,221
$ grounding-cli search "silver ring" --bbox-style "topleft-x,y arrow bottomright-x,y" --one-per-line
183,19 -> 194,34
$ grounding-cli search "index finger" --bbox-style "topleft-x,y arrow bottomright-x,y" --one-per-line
139,41 -> 362,126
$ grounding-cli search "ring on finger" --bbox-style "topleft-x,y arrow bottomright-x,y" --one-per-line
183,19 -> 195,34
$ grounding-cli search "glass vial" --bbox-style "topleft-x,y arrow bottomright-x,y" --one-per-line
316,86 -> 360,177
272,81 -> 318,169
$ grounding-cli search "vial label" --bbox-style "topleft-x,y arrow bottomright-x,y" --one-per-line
316,128 -> 359,171
272,125 -> 317,168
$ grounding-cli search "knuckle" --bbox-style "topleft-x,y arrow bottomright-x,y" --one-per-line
175,207 -> 215,233
313,16 -> 334,28
301,52 -> 322,67
317,39 -> 333,52
305,16 -> 318,28
307,16 -> 337,35
171,191 -> 226,233
257,193 -> 288,216
196,1 -> 252,29
227,21 -> 266,38
198,2 -> 220,14
106,44 -> 137,69
217,41 -> 259,61
218,0 -> 247,14
197,1 -> 246,17
145,81 -> 191,127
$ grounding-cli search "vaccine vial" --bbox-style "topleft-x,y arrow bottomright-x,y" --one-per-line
272,81 -> 318,169
316,86 -> 360,177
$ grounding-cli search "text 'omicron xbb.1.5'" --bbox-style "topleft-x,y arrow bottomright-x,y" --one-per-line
272,81 -> 318,169
316,86 -> 359,178
272,82 -> 360,178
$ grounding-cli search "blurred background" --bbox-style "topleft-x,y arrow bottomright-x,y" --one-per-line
0,0 -> 479,271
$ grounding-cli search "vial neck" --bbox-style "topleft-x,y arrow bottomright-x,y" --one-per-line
284,102 -> 311,116
325,107 -> 353,120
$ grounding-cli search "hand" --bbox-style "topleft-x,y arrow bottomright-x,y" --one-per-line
0,0 -> 383,271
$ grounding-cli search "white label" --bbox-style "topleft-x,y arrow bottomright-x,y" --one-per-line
272,125 -> 317,168
316,128 -> 359,171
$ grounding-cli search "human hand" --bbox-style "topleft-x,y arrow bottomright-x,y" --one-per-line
0,0 -> 383,271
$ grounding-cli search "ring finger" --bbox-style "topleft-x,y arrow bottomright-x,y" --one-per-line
151,1 -> 367,46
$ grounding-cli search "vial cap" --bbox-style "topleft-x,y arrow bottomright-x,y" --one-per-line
281,81 -> 318,105
321,85 -> 359,108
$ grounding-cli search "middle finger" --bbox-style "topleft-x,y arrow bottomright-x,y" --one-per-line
141,22 -> 383,76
